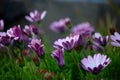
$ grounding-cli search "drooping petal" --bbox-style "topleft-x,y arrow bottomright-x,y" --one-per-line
51,49 -> 65,66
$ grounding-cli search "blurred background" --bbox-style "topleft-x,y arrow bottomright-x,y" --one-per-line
0,0 -> 120,42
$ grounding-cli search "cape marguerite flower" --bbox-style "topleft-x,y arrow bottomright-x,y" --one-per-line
50,18 -> 71,33
25,10 -> 47,22
111,32 -> 120,47
81,53 -> 111,74
51,49 -> 65,66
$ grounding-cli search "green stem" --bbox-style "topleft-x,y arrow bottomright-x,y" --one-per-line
38,67 -> 41,80
43,58 -> 50,72
6,46 -> 12,60
20,68 -> 23,80
30,62 -> 35,80
59,67 -> 66,80
8,46 -> 16,79
69,52 -> 81,74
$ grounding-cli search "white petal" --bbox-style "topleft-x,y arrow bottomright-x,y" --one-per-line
114,32 -> 120,38
41,10 -> 47,20
30,12 -> 35,18
0,19 -> 4,27
111,42 -> 120,47
87,56 -> 95,69
93,32 -> 102,38
25,16 -> 33,22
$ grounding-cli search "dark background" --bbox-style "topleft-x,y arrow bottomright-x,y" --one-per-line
0,0 -> 120,42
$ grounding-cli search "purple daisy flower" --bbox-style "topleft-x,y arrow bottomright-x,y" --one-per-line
23,24 -> 44,35
28,39 -> 45,57
50,18 -> 71,33
111,32 -> 120,47
93,32 -> 109,47
70,34 -> 83,47
7,25 -> 23,42
23,25 -> 33,42
72,22 -> 94,39
23,24 -> 44,42
69,34 -> 83,51
23,25 -> 31,36
81,53 -> 111,74
23,25 -> 37,38
51,49 -> 65,66
25,10 -> 47,22
92,45 -> 103,52
53,36 -> 76,51
0,19 -> 4,31
0,32 -> 11,47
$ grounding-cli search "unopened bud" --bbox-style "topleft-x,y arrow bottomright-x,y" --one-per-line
18,57 -> 24,67
33,56 -> 40,66
109,27 -> 116,35
44,72 -> 52,80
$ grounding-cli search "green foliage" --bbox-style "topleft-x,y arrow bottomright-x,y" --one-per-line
0,10 -> 120,80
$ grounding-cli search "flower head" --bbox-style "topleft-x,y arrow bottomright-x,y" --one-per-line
0,19 -> 4,31
24,24 -> 44,35
50,18 -> 71,33
70,34 -> 83,47
81,53 -> 111,74
7,25 -> 23,41
23,25 -> 31,36
53,36 -> 76,51
28,39 -> 45,57
22,49 -> 31,58
109,27 -> 116,35
0,32 -> 11,47
111,32 -> 120,47
51,49 -> 65,66
25,10 -> 47,22
23,24 -> 43,42
23,25 -> 37,36
72,22 -> 94,39
92,44 -> 102,52
33,56 -> 40,66
93,32 -> 109,47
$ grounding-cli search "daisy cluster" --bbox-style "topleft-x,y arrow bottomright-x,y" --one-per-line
1,10 -> 120,77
